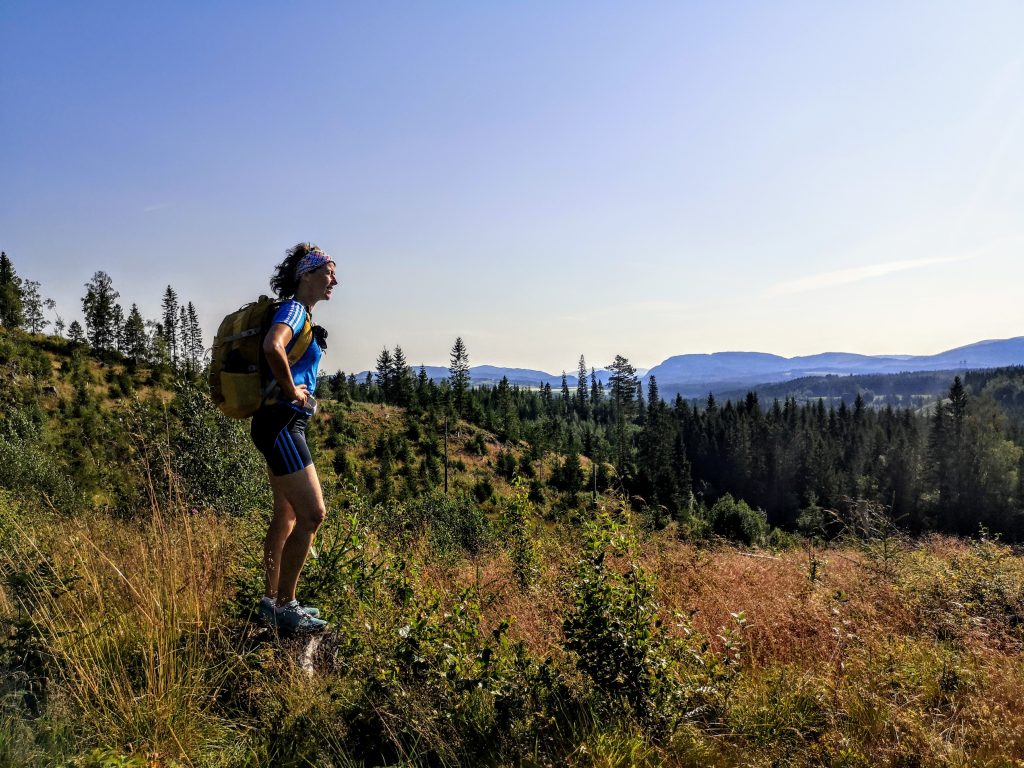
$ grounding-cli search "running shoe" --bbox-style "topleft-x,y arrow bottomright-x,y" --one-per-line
260,597 -> 320,621
274,600 -> 328,636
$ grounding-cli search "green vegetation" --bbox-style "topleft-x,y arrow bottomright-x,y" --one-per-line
2,249 -> 1024,765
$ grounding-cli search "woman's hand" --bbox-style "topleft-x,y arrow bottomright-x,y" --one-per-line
290,384 -> 310,406
263,323 -> 304,404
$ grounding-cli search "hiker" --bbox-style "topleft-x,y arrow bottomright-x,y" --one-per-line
250,242 -> 337,635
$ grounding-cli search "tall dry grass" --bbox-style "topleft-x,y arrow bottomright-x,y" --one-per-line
1,501 -> 252,765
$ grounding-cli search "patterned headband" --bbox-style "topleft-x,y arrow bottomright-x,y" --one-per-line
295,246 -> 335,277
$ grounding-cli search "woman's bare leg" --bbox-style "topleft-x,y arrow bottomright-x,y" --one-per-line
269,464 -> 327,605
264,472 -> 297,599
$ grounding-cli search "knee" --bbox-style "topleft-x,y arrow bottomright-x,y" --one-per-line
297,504 -> 327,532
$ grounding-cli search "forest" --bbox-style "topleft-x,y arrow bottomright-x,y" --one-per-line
2,251 -> 1024,767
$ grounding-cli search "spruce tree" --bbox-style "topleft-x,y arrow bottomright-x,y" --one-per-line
392,345 -> 412,407
68,320 -> 86,346
178,306 -> 193,372
576,354 -> 589,414
186,302 -> 203,369
607,355 -> 638,470
161,286 -> 180,367
495,375 -> 520,440
0,252 -> 24,329
81,271 -> 120,354
122,304 -> 149,363
375,348 -> 394,402
449,336 -> 470,415
416,365 -> 430,408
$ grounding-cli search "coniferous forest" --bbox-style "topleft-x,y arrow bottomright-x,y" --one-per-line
2,250 -> 1024,767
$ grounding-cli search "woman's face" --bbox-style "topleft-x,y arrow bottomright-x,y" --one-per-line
304,262 -> 338,302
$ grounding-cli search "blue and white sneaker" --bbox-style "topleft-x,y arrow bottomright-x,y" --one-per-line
260,596 -> 320,620
274,599 -> 327,636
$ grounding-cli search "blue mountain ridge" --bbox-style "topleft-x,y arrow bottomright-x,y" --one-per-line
352,336 -> 1024,395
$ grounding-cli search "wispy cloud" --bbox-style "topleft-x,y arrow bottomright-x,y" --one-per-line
765,255 -> 970,298
142,203 -> 172,213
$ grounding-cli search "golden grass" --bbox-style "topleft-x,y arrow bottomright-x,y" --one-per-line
1,506 -> 250,765
5,483 -> 1024,766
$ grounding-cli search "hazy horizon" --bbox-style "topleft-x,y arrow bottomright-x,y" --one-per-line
3,3 -> 1022,373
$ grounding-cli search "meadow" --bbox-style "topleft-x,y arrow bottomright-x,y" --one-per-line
2,333 -> 1024,766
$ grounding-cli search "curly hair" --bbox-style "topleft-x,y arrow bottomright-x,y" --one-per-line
269,242 -> 318,298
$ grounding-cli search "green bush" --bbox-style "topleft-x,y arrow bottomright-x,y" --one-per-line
562,511 -> 682,727
471,476 -> 494,504
705,493 -> 768,546
466,432 -> 488,456
499,482 -> 539,590
362,491 -> 492,557
169,379 -> 269,515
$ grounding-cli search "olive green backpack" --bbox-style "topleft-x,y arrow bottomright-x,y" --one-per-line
209,296 -> 313,418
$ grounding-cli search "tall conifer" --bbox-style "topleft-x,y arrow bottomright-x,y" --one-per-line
161,286 -> 180,367
0,252 -> 24,329
449,336 -> 470,414
82,271 -> 120,354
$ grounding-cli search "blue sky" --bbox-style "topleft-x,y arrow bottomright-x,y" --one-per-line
2,2 -> 1022,374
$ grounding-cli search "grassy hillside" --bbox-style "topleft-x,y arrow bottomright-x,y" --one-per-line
2,331 -> 1024,766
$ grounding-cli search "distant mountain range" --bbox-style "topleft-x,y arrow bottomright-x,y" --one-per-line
358,336 -> 1024,398
645,337 -> 1024,398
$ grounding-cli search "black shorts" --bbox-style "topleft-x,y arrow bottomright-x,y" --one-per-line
250,403 -> 313,477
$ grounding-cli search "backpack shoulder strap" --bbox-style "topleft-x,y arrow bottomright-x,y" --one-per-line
287,313 -> 314,365
258,303 -> 313,409
263,299 -> 313,362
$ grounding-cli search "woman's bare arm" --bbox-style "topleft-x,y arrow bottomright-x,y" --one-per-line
263,323 -> 308,404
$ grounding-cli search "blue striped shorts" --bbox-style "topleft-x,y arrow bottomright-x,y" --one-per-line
250,403 -> 313,477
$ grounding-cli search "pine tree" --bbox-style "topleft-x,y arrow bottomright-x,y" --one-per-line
416,365 -> 430,408
0,252 -> 24,329
449,336 -> 470,415
576,354 -> 589,415
178,306 -> 192,372
607,355 -> 638,470
561,372 -> 571,415
68,320 -> 86,346
375,348 -> 394,402
391,346 -> 412,407
121,304 -> 149,363
608,355 -> 637,411
161,286 -> 180,367
112,303 -> 125,352
186,302 -> 203,370
494,375 -> 520,441
22,280 -> 48,334
81,271 -> 120,354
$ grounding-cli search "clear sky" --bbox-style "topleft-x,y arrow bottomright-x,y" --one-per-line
2,2 -> 1022,374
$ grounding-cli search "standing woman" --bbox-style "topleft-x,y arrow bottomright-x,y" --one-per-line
251,242 -> 338,635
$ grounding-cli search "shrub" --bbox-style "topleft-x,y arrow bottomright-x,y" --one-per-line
363,491 -> 492,557
705,494 -> 768,546
168,378 -> 270,515
495,449 -> 517,481
499,482 -> 539,591
563,511 -> 682,727
466,432 -> 488,456
472,476 -> 495,504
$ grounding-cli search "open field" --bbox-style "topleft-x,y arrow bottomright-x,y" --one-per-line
3,491 -> 1023,767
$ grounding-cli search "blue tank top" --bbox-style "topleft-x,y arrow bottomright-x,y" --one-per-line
270,300 -> 323,395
